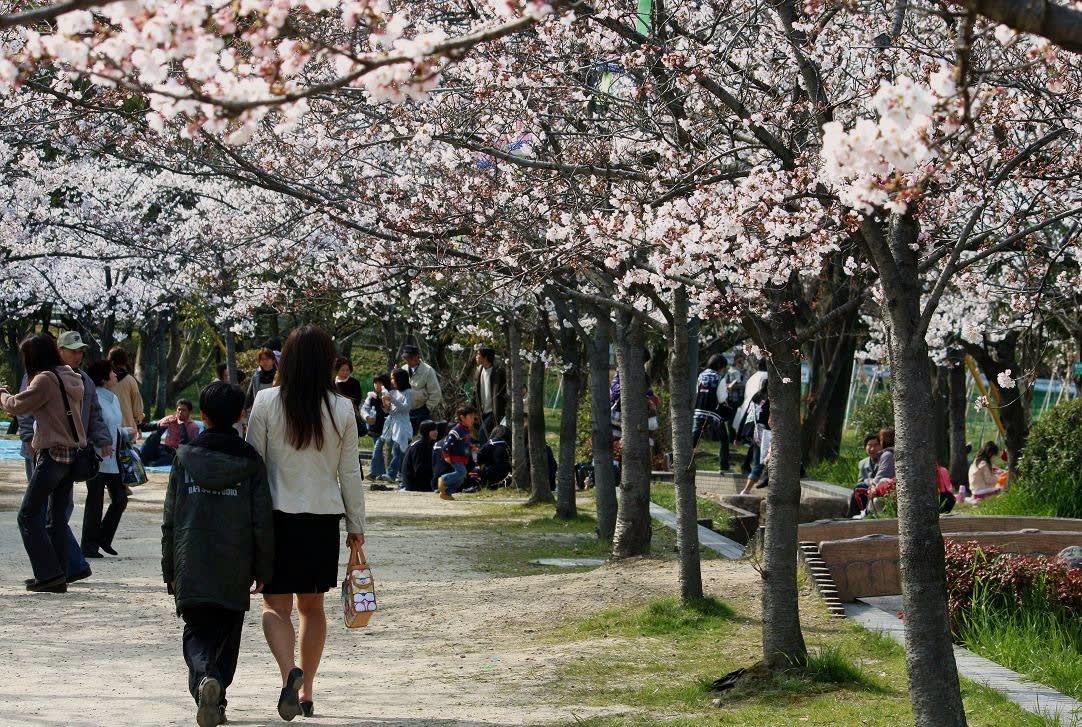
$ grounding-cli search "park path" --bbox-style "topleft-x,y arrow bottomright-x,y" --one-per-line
0,461 -> 757,727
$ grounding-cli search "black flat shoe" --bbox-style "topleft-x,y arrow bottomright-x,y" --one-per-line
82,550 -> 104,559
278,667 -> 304,721
300,701 -> 314,717
101,544 -> 118,556
26,575 -> 67,593
67,567 -> 92,584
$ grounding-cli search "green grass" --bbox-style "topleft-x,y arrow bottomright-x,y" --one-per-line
536,594 -> 1063,727
957,595 -> 1082,700
650,482 -> 733,533
972,482 -> 1058,517
806,454 -> 861,488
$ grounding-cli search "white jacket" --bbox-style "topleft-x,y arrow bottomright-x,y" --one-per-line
246,387 -> 366,533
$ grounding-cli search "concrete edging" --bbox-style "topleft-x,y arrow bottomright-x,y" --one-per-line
649,502 -> 746,559
845,601 -> 1082,725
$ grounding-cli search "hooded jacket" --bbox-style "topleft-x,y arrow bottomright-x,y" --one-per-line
162,428 -> 274,613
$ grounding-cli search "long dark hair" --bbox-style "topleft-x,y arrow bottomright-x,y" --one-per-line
21,334 -> 63,380
976,441 -> 999,465
278,325 -> 339,451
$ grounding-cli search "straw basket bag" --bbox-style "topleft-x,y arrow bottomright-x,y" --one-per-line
342,543 -> 377,628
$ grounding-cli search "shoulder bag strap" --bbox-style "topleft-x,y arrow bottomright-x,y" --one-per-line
49,370 -> 82,443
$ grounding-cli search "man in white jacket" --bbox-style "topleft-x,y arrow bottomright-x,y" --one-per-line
401,344 -> 442,435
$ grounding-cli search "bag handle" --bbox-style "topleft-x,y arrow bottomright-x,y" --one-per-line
49,370 -> 82,444
349,541 -> 368,569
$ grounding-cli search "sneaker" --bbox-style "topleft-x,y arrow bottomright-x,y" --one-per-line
196,677 -> 222,727
25,575 -> 67,593
101,544 -> 118,556
278,667 -> 304,721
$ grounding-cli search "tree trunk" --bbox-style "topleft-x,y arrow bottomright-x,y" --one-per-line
507,314 -> 529,491
526,324 -> 554,506
932,364 -> 951,467
555,329 -> 582,519
875,213 -> 967,727
948,353 -> 968,486
669,287 -> 702,602
225,326 -> 239,385
753,311 -> 808,670
612,310 -> 652,558
138,316 -> 163,415
589,312 -> 618,541
155,314 -> 170,418
801,312 -> 858,465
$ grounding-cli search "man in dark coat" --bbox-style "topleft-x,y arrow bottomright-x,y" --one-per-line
472,346 -> 508,439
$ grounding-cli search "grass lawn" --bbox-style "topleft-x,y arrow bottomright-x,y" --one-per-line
537,593 -> 1063,726
376,493 -> 694,576
650,482 -> 733,534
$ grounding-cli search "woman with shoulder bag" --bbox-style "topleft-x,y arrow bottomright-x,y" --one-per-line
81,359 -> 134,558
0,335 -> 88,593
246,326 -> 365,720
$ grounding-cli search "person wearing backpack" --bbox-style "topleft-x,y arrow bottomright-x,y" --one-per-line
691,354 -> 732,472
0,334 -> 89,593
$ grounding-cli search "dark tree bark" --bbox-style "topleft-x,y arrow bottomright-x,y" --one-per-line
668,287 -> 703,602
553,313 -> 582,519
958,0 -> 1082,54
801,314 -> 858,465
746,289 -> 808,670
224,326 -> 239,385
507,314 -> 529,491
526,323 -> 554,506
948,353 -> 969,486
932,364 -> 951,467
589,311 -> 618,541
612,310 -> 652,558
865,213 -> 967,727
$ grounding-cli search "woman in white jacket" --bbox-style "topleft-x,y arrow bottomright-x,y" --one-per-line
246,325 -> 365,721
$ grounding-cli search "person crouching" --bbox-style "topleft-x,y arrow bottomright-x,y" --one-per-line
435,406 -> 478,501
162,381 -> 275,727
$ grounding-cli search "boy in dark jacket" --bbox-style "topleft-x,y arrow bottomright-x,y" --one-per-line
401,420 -> 438,491
477,425 -> 512,488
436,405 -> 478,501
162,382 -> 274,727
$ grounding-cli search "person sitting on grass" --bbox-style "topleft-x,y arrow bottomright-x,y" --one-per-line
162,381 -> 275,727
847,433 -> 883,518
477,425 -> 512,488
401,420 -> 438,492
968,441 -> 1004,499
435,406 -> 477,501
143,399 -> 202,467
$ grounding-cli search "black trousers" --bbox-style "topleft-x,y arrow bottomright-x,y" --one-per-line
181,607 -> 245,704
82,472 -> 128,554
18,452 -> 76,582
409,406 -> 431,436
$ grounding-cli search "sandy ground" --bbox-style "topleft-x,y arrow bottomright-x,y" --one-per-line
0,460 -> 757,727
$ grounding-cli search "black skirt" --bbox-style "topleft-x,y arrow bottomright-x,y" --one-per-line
264,511 -> 342,595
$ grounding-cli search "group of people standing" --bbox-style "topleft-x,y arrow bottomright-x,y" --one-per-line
0,331 -> 144,592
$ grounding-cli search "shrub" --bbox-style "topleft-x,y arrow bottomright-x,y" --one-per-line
943,540 -> 1082,625
1015,398 -> 1082,518
848,391 -> 894,439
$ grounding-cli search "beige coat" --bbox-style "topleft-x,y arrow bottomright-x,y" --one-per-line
111,373 -> 144,428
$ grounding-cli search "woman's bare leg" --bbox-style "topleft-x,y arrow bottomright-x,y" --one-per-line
262,594 -> 297,684
295,593 -> 327,702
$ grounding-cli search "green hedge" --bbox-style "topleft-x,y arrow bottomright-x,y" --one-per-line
1015,398 -> 1082,519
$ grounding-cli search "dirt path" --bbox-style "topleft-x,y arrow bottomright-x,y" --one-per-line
0,461 -> 757,726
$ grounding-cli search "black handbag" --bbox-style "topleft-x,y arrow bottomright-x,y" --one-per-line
50,370 -> 102,482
